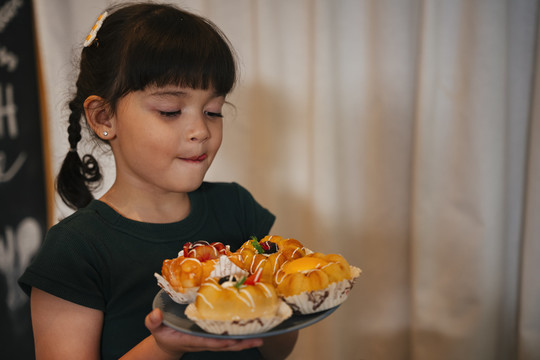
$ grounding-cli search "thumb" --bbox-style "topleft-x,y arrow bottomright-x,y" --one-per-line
145,308 -> 163,332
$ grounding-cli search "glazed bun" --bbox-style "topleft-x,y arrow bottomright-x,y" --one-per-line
274,253 -> 352,297
185,270 -> 293,335
238,235 -> 307,283
193,276 -> 279,320
157,240 -> 247,301
161,257 -> 204,291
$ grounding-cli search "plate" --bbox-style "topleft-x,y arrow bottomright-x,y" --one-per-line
152,289 -> 340,339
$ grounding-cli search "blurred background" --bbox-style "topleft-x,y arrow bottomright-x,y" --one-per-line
1,0 -> 539,359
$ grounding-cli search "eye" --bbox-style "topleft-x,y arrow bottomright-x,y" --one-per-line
159,110 -> 181,117
205,111 -> 223,118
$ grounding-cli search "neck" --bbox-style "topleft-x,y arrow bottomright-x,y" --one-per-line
99,184 -> 192,223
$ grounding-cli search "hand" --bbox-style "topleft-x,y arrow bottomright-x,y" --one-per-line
144,308 -> 263,358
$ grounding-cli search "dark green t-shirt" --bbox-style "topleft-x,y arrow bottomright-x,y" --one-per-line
19,182 -> 275,359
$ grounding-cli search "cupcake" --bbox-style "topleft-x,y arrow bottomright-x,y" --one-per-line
274,253 -> 361,314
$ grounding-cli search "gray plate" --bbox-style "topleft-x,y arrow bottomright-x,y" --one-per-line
152,289 -> 339,339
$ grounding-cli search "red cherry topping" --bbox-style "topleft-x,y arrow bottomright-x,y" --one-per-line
182,241 -> 227,261
244,268 -> 263,285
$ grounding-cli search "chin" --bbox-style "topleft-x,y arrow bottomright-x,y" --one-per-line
174,178 -> 206,193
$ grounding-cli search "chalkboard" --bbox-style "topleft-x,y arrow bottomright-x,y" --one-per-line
0,0 -> 48,358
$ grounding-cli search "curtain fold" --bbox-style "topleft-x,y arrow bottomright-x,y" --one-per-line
518,5 -> 540,359
31,0 -> 540,359
410,1 -> 536,359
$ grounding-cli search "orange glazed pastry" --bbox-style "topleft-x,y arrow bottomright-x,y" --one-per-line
274,252 -> 361,314
155,241 -> 247,304
237,235 -> 307,283
185,270 -> 292,335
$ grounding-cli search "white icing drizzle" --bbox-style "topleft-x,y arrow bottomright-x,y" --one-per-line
275,270 -> 285,285
257,283 -> 273,298
272,252 -> 283,273
250,256 -> 265,273
291,247 -> 304,257
238,289 -> 255,308
189,241 -> 219,258
196,293 -> 214,309
321,263 -> 332,270
274,259 -> 336,285
205,282 -> 223,291
180,257 -> 201,266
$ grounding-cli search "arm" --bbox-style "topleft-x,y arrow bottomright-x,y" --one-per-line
31,287 -> 103,360
121,308 -> 264,359
31,288 -> 262,360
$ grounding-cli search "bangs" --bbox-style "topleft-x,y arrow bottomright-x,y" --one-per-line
115,7 -> 236,96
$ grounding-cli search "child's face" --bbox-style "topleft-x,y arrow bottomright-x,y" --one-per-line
109,85 -> 224,195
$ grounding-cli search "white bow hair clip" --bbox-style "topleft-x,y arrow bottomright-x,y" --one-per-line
84,11 -> 108,47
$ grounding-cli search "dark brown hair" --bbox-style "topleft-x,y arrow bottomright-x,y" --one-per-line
56,2 -> 237,209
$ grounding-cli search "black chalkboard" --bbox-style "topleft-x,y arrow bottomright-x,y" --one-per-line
0,0 -> 48,358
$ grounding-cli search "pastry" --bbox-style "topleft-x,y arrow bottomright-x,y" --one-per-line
274,252 -> 361,314
237,235 -> 307,283
185,270 -> 292,335
155,240 -> 247,304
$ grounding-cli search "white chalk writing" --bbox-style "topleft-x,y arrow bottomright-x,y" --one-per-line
0,0 -> 24,33
0,83 -> 17,138
0,218 -> 42,313
0,83 -> 25,182
0,46 -> 18,72
0,151 -> 26,182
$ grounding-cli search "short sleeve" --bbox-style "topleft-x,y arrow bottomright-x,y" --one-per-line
18,220 -> 106,310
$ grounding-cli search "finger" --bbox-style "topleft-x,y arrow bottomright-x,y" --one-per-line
205,338 -> 263,352
144,308 -> 163,332
180,336 -> 262,352
228,338 -> 263,351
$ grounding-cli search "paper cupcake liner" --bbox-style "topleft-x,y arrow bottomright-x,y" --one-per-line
155,255 -> 248,304
209,255 -> 249,279
154,273 -> 198,304
281,265 -> 362,315
185,301 -> 293,335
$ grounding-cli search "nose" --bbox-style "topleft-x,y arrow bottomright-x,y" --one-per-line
187,115 -> 210,142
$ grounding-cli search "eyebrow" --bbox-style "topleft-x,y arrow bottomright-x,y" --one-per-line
149,90 -> 188,98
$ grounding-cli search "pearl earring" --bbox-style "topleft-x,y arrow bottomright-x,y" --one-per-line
103,131 -> 108,136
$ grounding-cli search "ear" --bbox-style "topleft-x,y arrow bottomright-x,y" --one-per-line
83,95 -> 115,140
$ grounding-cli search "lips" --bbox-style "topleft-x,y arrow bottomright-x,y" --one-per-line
182,154 -> 207,162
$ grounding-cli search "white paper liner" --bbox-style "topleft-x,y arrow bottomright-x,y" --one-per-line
209,255 -> 248,279
154,273 -> 198,304
155,255 -> 248,304
281,266 -> 362,314
185,300 -> 292,335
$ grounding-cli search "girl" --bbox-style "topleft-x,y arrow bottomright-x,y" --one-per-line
19,3 -> 298,359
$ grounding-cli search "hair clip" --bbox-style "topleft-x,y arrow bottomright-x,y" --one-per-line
84,11 -> 108,47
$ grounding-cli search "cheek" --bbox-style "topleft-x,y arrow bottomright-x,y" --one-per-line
210,122 -> 223,149
117,128 -> 178,166
213,132 -> 223,150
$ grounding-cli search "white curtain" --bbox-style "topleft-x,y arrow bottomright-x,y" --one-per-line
33,0 -> 540,359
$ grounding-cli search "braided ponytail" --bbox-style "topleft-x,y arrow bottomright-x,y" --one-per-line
56,96 -> 102,209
